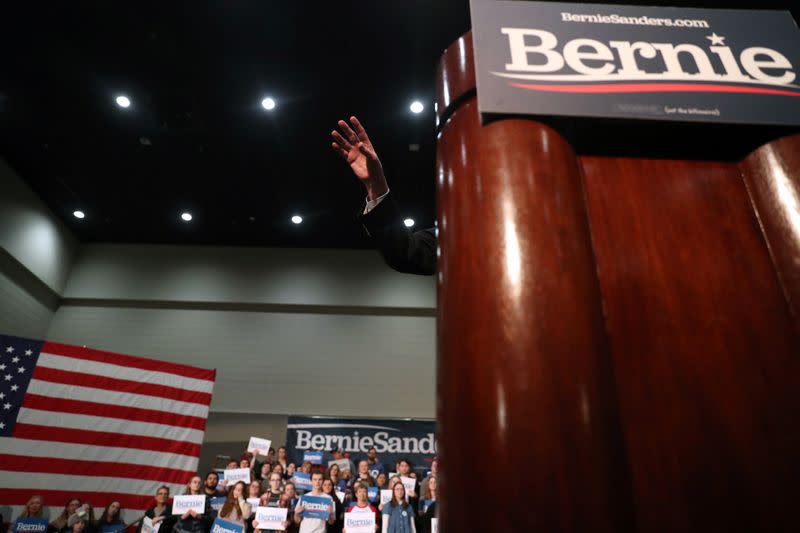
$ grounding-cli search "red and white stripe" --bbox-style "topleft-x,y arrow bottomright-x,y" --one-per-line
2,341 -> 215,524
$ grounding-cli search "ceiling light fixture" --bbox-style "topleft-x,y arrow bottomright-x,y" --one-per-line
403,218 -> 415,227
73,210 -> 85,219
262,97 -> 276,110
115,95 -> 131,108
409,101 -> 424,114
181,212 -> 193,222
291,215 -> 303,224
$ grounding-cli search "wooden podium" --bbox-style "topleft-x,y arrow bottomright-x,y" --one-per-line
435,33 -> 800,532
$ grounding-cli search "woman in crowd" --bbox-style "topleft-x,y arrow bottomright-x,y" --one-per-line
378,477 -> 402,513
271,463 -> 285,479
299,462 -> 312,475
327,464 -> 348,494
374,473 -> 388,491
248,480 -> 263,501
81,503 -> 98,533
381,484 -> 415,533
252,473 -> 288,533
343,482 -> 379,533
50,498 -> 82,533
285,463 -> 297,481
321,478 -> 344,533
67,513 -> 87,533
143,486 -> 172,533
20,495 -> 45,518
218,481 -> 252,527
276,447 -> 289,471
174,476 -> 211,533
98,501 -> 124,532
281,483 -> 299,533
417,476 -> 436,533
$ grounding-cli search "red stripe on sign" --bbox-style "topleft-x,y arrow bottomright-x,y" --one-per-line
21,394 -> 208,431
42,341 -> 217,382
0,488 -> 155,511
509,81 -> 800,97
12,424 -> 201,457
0,454 -> 196,485
32,366 -> 213,405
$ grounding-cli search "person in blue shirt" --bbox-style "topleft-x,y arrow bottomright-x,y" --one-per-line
381,483 -> 416,533
365,448 -> 385,479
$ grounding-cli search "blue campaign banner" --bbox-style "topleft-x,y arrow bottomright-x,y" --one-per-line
286,416 -> 437,476
13,518 -> 49,533
367,486 -> 379,502
303,450 -> 323,464
299,495 -> 332,521
210,496 -> 226,513
421,499 -> 434,513
210,518 -> 243,533
100,525 -> 125,533
293,471 -> 313,491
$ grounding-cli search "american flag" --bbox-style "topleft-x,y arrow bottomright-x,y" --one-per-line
0,333 -> 216,524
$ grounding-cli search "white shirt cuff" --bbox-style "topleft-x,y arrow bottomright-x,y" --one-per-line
363,189 -> 390,215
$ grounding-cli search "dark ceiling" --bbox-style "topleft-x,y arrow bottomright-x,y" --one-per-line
1,1 -> 798,249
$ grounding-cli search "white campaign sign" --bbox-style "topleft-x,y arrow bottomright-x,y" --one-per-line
335,490 -> 346,504
248,436 -> 272,456
380,490 -> 393,506
246,498 -> 260,509
431,518 -> 439,533
254,507 -> 288,530
172,495 -> 206,514
400,476 -> 416,495
142,517 -> 160,533
224,468 -> 251,485
343,512 -> 375,533
328,458 -> 352,472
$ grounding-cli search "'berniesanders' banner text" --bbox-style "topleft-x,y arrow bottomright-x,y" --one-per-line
286,416 -> 437,473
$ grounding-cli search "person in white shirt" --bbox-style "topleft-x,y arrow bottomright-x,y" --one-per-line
294,472 -> 334,533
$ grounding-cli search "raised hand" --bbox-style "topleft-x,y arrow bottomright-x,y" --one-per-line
331,116 -> 388,201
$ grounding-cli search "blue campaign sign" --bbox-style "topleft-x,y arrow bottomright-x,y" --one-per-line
367,486 -> 379,502
286,416 -> 437,476
100,525 -> 125,533
303,450 -> 323,464
210,518 -> 243,533
210,496 -> 226,516
469,0 -> 800,126
421,499 -> 434,513
13,518 -> 49,533
293,471 -> 313,491
300,495 -> 332,521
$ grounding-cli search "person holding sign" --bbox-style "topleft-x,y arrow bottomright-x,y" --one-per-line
381,484 -> 416,533
219,482 -> 253,527
142,486 -> 173,533
343,483 -> 379,533
417,476 -> 437,533
321,478 -> 344,533
50,498 -> 82,533
293,473 -> 334,533
13,495 -> 48,533
174,476 -> 212,533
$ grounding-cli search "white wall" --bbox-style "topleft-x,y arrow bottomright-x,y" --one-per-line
48,243 -> 437,419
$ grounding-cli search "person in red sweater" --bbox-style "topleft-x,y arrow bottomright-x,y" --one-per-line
344,482 -> 379,533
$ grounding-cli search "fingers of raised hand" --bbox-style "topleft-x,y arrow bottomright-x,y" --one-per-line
331,130 -> 352,150
338,119 -> 359,144
349,116 -> 368,141
331,142 -> 348,160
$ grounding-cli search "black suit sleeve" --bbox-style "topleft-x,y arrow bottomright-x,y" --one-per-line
358,195 -> 437,276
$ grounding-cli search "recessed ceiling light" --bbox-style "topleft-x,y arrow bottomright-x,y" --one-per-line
291,215 -> 302,224
181,212 -> 193,222
115,95 -> 131,108
409,101 -> 424,114
73,210 -> 85,219
403,218 -> 415,227
262,97 -> 276,110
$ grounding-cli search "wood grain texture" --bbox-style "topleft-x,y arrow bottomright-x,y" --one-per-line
436,99 -> 634,533
581,155 -> 800,532
741,134 -> 800,334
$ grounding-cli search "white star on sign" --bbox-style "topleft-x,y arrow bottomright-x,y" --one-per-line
3,403 -> 11,410
5,346 -> 13,353
4,375 -> 11,381
11,385 -> 18,392
25,349 -> 32,356
706,33 -> 725,46
11,357 -> 19,363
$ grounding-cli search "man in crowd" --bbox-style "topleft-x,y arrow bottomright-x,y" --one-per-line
366,446 -> 385,479
204,471 -> 224,497
294,472 -> 335,533
331,116 -> 436,275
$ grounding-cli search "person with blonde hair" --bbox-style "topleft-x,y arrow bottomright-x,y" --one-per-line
20,495 -> 44,518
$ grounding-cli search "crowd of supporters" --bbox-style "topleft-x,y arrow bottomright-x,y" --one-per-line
12,444 -> 438,533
